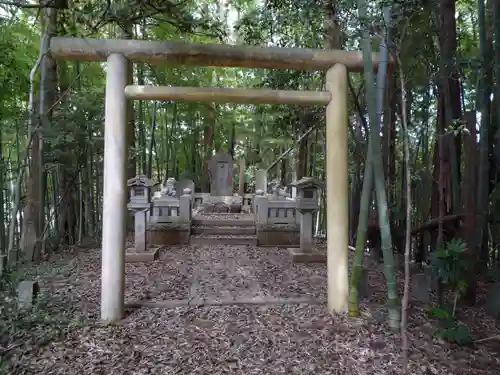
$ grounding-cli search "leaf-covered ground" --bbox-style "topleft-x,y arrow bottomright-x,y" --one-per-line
1,242 -> 500,374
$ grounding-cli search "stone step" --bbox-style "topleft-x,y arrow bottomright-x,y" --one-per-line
190,235 -> 258,246
191,226 -> 256,235
192,218 -> 255,227
125,247 -> 160,262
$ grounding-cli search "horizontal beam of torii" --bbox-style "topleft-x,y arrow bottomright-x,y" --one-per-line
124,86 -> 331,105
49,37 -> 388,72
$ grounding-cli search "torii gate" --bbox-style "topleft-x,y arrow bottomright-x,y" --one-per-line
49,36 -> 383,322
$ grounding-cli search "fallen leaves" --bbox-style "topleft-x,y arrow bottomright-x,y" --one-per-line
0,241 -> 499,374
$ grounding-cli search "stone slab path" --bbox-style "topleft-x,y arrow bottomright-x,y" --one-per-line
137,244 -> 327,304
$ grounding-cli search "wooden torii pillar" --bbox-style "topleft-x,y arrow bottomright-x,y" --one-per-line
101,53 -> 128,321
49,36 -> 385,322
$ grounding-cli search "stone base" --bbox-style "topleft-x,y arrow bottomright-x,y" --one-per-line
191,226 -> 255,235
149,229 -> 190,246
190,235 -> 257,246
125,247 -> 160,263
288,248 -> 326,263
192,217 -> 254,227
128,223 -> 191,246
257,224 -> 300,247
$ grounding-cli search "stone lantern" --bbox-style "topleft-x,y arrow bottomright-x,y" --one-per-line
127,175 -> 153,252
128,175 -> 153,208
288,177 -> 324,262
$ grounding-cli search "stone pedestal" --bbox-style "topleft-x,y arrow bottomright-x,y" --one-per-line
289,209 -> 324,263
126,204 -> 158,263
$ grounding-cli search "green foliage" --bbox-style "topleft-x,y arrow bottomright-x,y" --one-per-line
428,238 -> 472,345
0,262 -> 86,373
430,237 -> 469,296
429,305 -> 472,346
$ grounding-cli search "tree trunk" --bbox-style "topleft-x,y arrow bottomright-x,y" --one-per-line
472,0 -> 493,302
56,60 -> 78,246
22,7 -> 57,261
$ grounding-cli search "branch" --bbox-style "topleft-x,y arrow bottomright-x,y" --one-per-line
0,1 -> 43,8
474,335 -> 500,344
0,0 -> 67,9
266,125 -> 316,172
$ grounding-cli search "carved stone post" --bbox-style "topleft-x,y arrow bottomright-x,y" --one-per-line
254,190 -> 268,225
239,159 -> 245,196
179,188 -> 192,223
134,210 -> 146,251
255,169 -> 267,193
299,209 -> 314,252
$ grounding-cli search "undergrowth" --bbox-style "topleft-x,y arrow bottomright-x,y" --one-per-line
0,263 -> 86,374
429,238 -> 472,346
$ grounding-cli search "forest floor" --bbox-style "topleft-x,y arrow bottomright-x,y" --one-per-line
1,241 -> 500,374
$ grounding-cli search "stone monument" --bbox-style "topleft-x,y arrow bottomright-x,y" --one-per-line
208,152 -> 234,196
17,280 -> 39,310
